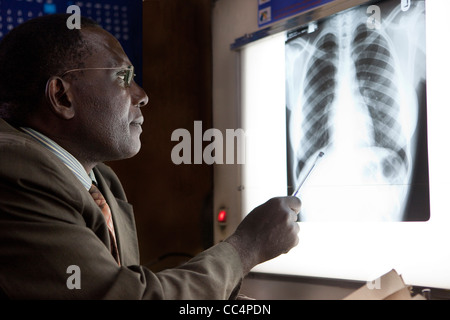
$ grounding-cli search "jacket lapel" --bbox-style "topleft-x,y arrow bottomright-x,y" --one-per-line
93,167 -> 140,266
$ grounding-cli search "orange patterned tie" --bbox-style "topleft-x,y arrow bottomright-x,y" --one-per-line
89,183 -> 121,265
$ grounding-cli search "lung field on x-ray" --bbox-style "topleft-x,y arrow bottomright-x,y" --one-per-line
352,23 -> 408,181
295,32 -> 337,179
286,2 -> 428,221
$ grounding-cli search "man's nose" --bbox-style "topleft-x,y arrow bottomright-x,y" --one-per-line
132,83 -> 149,108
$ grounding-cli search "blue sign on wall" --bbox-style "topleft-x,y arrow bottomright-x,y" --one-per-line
0,0 -> 143,85
258,0 -> 335,27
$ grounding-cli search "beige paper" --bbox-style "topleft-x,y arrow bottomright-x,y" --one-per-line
343,269 -> 425,300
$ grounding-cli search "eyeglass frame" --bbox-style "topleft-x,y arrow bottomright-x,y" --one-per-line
59,65 -> 136,88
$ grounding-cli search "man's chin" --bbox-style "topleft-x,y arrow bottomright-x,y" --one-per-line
124,143 -> 141,160
112,141 -> 142,161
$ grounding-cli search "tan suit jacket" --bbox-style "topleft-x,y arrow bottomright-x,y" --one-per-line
0,119 -> 243,299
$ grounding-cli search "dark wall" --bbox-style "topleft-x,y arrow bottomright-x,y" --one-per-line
107,0 -> 213,272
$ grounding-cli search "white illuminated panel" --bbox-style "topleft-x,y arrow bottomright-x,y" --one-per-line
240,33 -> 287,215
240,0 -> 450,288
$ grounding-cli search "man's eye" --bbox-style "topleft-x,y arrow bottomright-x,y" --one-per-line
117,71 -> 127,82
117,70 -> 136,87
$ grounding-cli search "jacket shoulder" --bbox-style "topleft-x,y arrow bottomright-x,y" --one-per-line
0,120 -> 88,225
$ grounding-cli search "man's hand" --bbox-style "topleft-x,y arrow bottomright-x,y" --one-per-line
225,197 -> 301,275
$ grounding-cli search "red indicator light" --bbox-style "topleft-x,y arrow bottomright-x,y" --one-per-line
218,209 -> 227,223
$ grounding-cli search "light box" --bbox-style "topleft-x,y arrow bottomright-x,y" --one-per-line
232,0 -> 450,289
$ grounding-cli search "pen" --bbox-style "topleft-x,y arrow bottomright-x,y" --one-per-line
292,151 -> 324,197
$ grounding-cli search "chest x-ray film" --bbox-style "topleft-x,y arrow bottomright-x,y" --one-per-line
286,0 -> 428,221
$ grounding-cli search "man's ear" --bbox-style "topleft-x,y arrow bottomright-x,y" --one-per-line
45,76 -> 75,120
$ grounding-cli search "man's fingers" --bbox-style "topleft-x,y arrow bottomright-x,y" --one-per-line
288,196 -> 301,212
286,196 -> 301,218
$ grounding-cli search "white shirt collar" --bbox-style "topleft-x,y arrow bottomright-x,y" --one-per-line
21,127 -> 95,190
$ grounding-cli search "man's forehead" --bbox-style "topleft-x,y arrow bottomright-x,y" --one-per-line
80,27 -> 131,67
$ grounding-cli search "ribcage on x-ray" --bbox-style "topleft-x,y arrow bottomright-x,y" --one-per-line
295,22 -> 409,182
296,33 -> 337,178
351,24 -> 408,177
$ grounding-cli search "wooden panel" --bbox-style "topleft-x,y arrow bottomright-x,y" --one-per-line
107,0 -> 213,271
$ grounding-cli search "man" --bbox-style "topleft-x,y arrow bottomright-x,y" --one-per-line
0,14 -> 300,299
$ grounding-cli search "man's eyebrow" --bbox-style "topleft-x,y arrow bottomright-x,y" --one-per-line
106,59 -> 132,69
103,59 -> 125,68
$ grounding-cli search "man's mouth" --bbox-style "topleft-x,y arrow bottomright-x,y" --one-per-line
130,116 -> 144,126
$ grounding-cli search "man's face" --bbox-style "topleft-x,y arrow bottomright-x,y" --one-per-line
67,27 -> 149,163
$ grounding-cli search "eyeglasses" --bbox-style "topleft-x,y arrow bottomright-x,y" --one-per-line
60,65 -> 136,88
